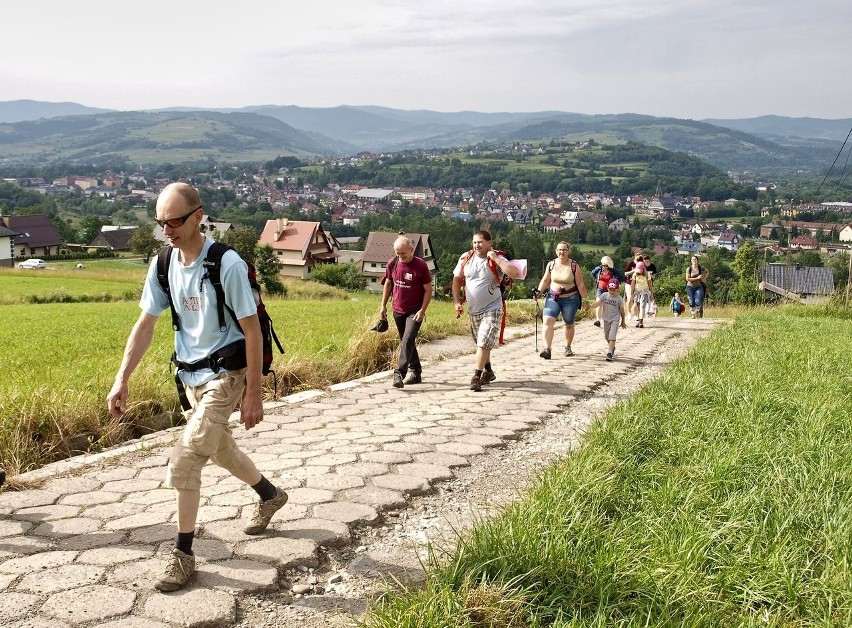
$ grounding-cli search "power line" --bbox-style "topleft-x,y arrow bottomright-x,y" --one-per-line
815,126 -> 852,195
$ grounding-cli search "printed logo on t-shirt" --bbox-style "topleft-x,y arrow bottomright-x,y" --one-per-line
182,296 -> 201,312
404,272 -> 413,281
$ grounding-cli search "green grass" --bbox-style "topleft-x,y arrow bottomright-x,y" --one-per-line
363,305 -> 852,627
0,259 -> 149,304
0,266 -> 539,474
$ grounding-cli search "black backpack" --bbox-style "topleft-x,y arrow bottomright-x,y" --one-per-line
156,242 -> 284,407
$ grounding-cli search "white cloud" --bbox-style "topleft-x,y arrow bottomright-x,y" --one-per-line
1,0 -> 850,118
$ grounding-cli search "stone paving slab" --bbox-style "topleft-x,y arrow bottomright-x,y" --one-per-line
0,317 -> 719,627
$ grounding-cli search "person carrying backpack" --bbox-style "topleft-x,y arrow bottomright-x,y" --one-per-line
106,183 -> 288,593
451,230 -> 523,392
379,235 -> 433,389
534,241 -> 588,359
590,255 -> 626,327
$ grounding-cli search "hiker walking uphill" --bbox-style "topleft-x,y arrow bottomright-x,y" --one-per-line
379,235 -> 433,389
452,230 -> 523,392
106,182 -> 288,593
590,255 -> 626,327
535,241 -> 588,360
686,255 -> 707,318
587,277 -> 627,361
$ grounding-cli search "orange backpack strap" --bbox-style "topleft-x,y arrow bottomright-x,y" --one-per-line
457,250 -> 474,303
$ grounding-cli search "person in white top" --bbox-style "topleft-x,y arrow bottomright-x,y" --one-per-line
451,230 -> 523,392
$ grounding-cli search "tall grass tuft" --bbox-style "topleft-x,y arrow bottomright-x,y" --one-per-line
364,308 -> 852,626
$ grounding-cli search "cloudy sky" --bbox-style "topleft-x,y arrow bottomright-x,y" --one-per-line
3,0 -> 850,120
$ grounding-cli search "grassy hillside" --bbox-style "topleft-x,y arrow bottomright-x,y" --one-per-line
364,305 -> 852,627
0,111 -> 349,165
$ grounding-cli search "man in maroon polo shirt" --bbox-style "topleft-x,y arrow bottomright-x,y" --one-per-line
379,236 -> 433,389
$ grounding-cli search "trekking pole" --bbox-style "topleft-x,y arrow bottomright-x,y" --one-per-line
532,289 -> 540,352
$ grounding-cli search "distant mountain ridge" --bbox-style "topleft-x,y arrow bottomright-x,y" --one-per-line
0,100 -> 114,123
0,100 -> 848,173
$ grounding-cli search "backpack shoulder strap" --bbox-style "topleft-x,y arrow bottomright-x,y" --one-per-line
381,256 -> 397,285
203,242 -> 233,332
156,246 -> 180,331
488,250 -> 506,283
458,249 -> 475,281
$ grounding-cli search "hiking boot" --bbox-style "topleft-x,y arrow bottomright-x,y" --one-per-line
469,375 -> 482,392
638,321 -> 644,328
481,369 -> 496,384
593,320 -> 601,327
154,548 -> 196,592
403,372 -> 422,385
564,346 -> 574,357
392,373 -> 404,388
244,487 -> 288,535
539,348 -> 551,360
606,351 -> 613,361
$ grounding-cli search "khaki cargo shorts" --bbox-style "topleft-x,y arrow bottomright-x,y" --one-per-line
165,368 -> 249,490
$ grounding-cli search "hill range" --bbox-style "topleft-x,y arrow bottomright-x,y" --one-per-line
0,99 -> 848,175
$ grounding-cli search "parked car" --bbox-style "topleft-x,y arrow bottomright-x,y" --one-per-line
18,258 -> 47,269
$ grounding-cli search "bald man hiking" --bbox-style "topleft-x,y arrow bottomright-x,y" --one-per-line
107,182 -> 288,592
379,235 -> 433,389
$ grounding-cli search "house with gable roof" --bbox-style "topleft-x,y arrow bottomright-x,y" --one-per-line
1,214 -> 62,258
790,234 -> 819,250
360,231 -> 438,293
87,226 -> 137,251
715,231 -> 740,252
258,218 -> 339,279
540,215 -> 568,233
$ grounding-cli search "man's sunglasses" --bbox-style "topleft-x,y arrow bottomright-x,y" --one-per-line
156,205 -> 202,229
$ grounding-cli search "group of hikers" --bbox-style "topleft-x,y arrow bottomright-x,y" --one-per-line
2,182 -> 709,593
382,235 -> 708,377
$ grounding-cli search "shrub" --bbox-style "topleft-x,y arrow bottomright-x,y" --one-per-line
311,262 -> 367,291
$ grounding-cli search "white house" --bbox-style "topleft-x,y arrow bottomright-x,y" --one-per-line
0,222 -> 20,267
716,231 -> 740,252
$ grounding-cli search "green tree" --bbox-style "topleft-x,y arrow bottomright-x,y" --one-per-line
78,215 -> 107,244
731,241 -> 759,285
794,250 -> 823,268
129,227 -> 162,262
255,244 -> 286,296
219,226 -> 259,263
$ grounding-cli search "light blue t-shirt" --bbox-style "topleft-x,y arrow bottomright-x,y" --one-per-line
453,253 -> 505,315
140,237 -> 257,387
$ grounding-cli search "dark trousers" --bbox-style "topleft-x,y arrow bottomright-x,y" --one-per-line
393,310 -> 422,376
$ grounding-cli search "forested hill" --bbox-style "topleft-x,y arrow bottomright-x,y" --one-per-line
297,141 -> 755,201
0,100 -> 845,175
0,111 -> 354,165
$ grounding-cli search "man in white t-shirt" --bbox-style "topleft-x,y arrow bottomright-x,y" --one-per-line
451,230 -> 522,391
107,183 -> 288,592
